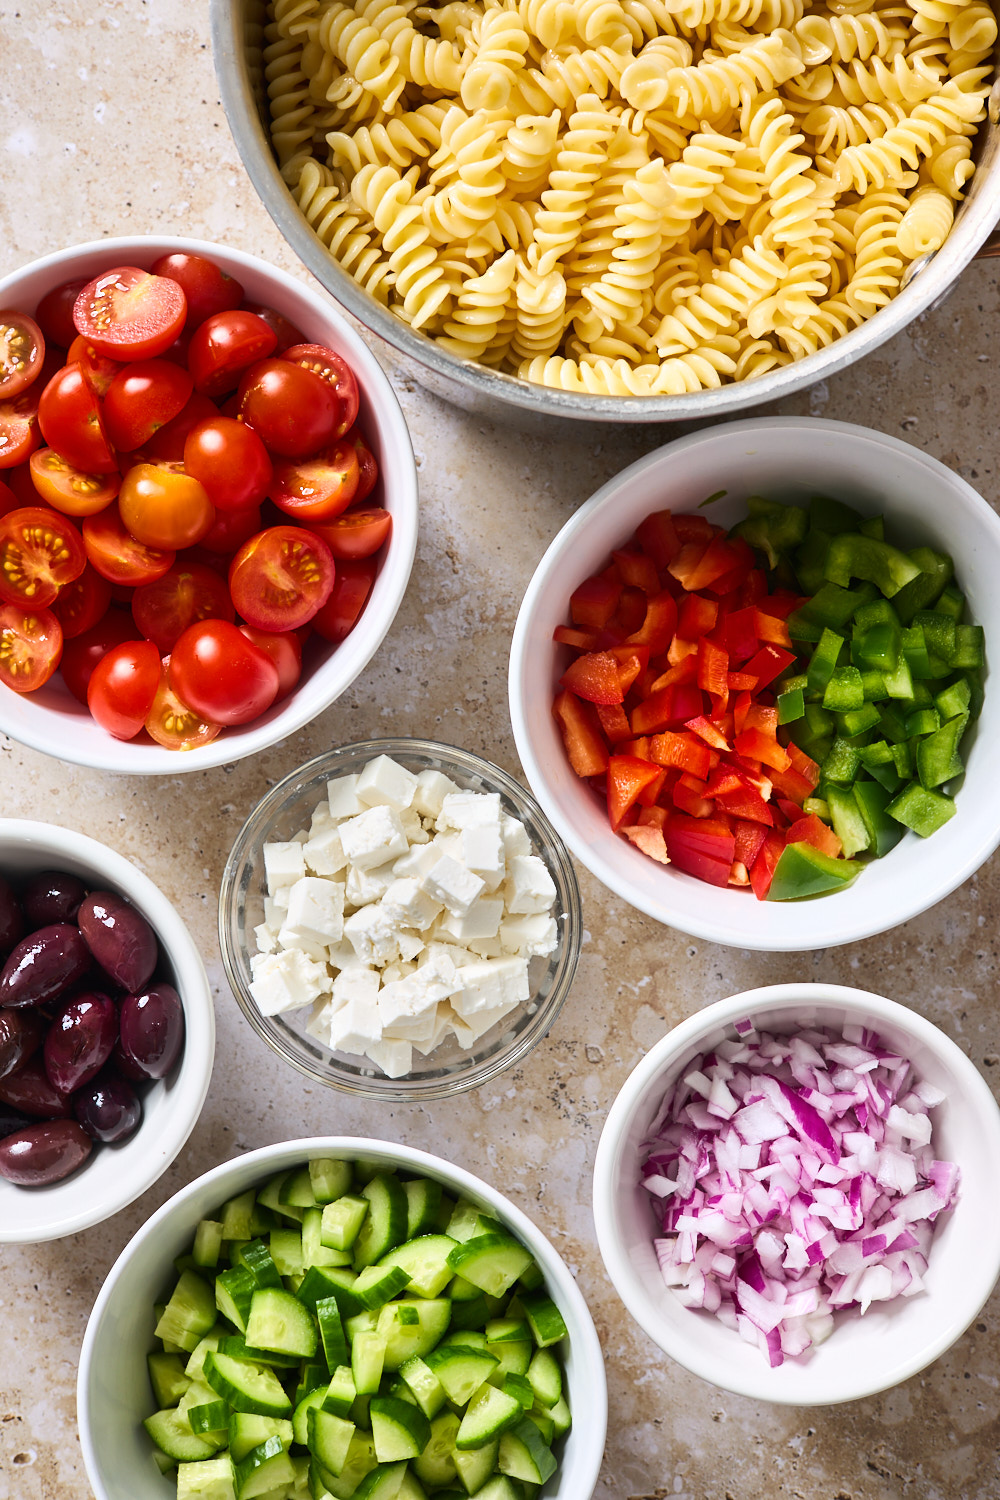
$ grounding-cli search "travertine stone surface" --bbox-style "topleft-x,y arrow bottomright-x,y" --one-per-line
1,5 -> 1000,1499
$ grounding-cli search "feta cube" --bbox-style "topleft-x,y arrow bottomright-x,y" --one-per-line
381,960 -> 417,984
326,939 -> 368,972
254,922 -> 279,955
461,823 -> 506,891
283,876 -> 345,946
346,860 -> 396,907
438,790 -> 503,831
263,841 -> 306,890
356,754 -> 418,811
270,885 -> 290,912
276,926 -> 328,963
501,814 -> 531,860
421,940 -> 476,972
411,1008 -> 453,1056
392,841 -> 441,880
422,854 -> 484,916
305,997 -> 334,1041
412,768 -> 460,819
339,805 -> 409,870
364,1038 -> 414,1078
400,806 -> 429,843
499,913 -> 559,958
378,975 -> 439,1040
303,825 -> 347,877
381,878 -> 442,932
436,897 -> 504,944
327,774 -> 364,820
455,1001 -> 518,1042
505,854 -> 557,914
332,966 -> 380,1008
465,936 -> 503,958
249,949 -> 331,1015
329,996 -> 383,1053
451,956 -> 530,1018
397,931 -> 425,963
344,904 -> 401,965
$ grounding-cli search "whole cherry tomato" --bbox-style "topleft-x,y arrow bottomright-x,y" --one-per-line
142,392 -> 218,463
59,609 -> 140,704
240,302 -> 305,354
118,463 -> 214,551
183,416 -> 272,512
131,561 -> 235,654
311,555 -> 377,643
237,359 -> 339,458
87,639 -> 161,739
169,620 -> 279,726
37,364 -> 117,474
50,564 -> 112,639
187,311 -> 277,398
102,359 -> 193,452
150,253 -> 244,328
282,343 -> 359,439
35,281 -> 87,349
197,505 -> 263,556
239,624 -> 302,701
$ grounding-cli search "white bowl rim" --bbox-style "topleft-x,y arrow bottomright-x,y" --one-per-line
78,1134 -> 609,1497
592,981 -> 1000,1404
0,818 -> 214,1242
509,415 -> 1000,949
0,234 -> 418,775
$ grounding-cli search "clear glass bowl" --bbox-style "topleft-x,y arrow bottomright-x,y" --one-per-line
219,738 -> 582,1101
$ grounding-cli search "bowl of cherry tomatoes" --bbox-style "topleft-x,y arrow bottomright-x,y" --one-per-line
0,237 -> 418,771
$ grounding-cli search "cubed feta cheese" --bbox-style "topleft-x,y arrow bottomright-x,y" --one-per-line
326,939 -> 367,972
303,825 -> 347,877
400,806 -> 429,843
455,1001 -> 518,1042
422,854 -> 484,916
438,790 -> 503,831
263,897 -> 285,930
356,754 -> 418,811
327,774 -> 364,820
381,960 -> 417,984
306,998 -> 334,1041
392,841 -> 441,880
436,896 -> 504,944
411,1008 -> 453,1056
465,936 -> 503,958
249,949 -> 331,1015
332,966 -> 380,1008
412,768 -> 460,819
283,876 -> 345,946
346,860 -> 396,907
263,841 -> 306,890
339,805 -> 409,870
505,854 -> 557,914
344,904 -> 401,965
378,975 -> 440,1040
270,886 -> 290,912
364,1038 -> 414,1078
499,913 -> 559,958
451,956 -> 530,1018
461,823 -> 506,890
254,922 -> 279,955
397,931 -> 425,963
501,814 -> 531,860
381,878 -> 442,932
277,926 -> 328,963
329,995 -> 383,1053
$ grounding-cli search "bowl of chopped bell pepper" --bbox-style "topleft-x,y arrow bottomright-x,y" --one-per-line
508,417 -> 1000,951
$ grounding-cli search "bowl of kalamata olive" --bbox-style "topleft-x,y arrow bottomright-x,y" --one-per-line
0,819 -> 213,1241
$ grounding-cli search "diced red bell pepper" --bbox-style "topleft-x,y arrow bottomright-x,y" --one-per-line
749,829 -> 786,900
734,727 -> 791,771
733,690 -> 753,734
673,513 -> 716,545
634,509 -> 682,568
738,569 -> 768,607
728,671 -> 758,691
607,754 -> 663,831
608,645 -> 647,696
697,638 -> 729,701
703,538 -> 754,597
705,766 -> 743,797
671,683 -> 705,724
754,609 -> 792,648
667,636 -> 700,668
715,783 -> 775,826
761,589 -> 803,620
786,741 -> 821,790
649,730 -> 712,781
733,818 -> 768,869
785,813 -> 842,859
649,655 -> 698,695
613,549 -> 660,595
670,534 -> 745,592
638,804 -> 670,832
776,796 -> 804,824
596,702 -> 631,743
743,701 -> 778,738
560,650 -> 624,705
637,768 -> 669,806
685,715 -> 731,752
552,690 -> 609,778
623,823 -> 669,863
553,625 -> 600,650
769,765 -> 817,806
743,645 -> 796,689
609,586 -> 647,636
672,775 -> 714,819
667,814 -> 736,886
616,736 -> 651,759
625,592 -> 678,654
570,574 -> 620,629
676,593 -> 718,642
631,687 -> 676,736
725,606 -> 760,663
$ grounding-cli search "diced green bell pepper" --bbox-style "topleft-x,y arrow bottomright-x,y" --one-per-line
824,784 -> 870,857
853,780 -> 904,857
914,610 -> 956,664
855,622 -> 900,673
905,708 -> 940,738
824,533 -> 922,598
916,714 -> 968,789
802,796 -> 830,820
891,739 -> 914,778
950,624 -> 985,670
886,781 -> 957,836
730,495 -> 808,570
777,687 -> 805,724
891,548 -> 953,625
823,735 -> 864,785
767,842 -> 863,901
796,581 -> 876,631
865,760 -> 903,794
935,677 -> 971,722
861,670 -> 888,701
822,666 -> 864,712
809,495 -> 864,533
858,515 -> 884,541
807,628 -> 843,695
838,703 -> 881,737
934,584 -> 964,621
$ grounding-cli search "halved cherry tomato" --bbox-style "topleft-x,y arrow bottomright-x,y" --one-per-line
102,359 -> 193,452
238,359 -> 339,458
144,664 -> 221,750
240,302 -> 305,354
59,608 -> 139,703
239,624 -> 302,701
0,313 -> 45,400
197,504 -> 262,556
169,619 -> 279,726
270,439 -> 359,523
51,563 -> 112,639
0,604 -> 62,693
311,555 -> 376,643
0,386 -> 41,469
29,448 -> 119,517
131,561 -> 235,654
143,391 -> 218,462
67,335 -> 123,399
82,505 -> 176,587
150,253 -> 244,328
37,364 -> 117,474
73,266 -> 187,361
313,507 -> 391,561
228,525 -> 335,632
35,280 -> 87,348
351,432 -> 379,502
87,639 -> 161,739
0,507 -> 86,608
118,463 -> 214,551
282,344 -> 359,440
188,311 -> 277,398
183,416 -> 272,512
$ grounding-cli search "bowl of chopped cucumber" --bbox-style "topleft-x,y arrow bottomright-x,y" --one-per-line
78,1136 -> 607,1500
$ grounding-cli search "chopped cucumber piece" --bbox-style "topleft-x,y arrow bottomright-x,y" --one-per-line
176,1455 -> 237,1500
446,1235 -> 533,1299
425,1344 -> 498,1405
353,1176 -> 409,1270
194,1220 -> 225,1270
204,1352 -> 292,1417
412,1410 -> 460,1488
234,1434 -> 295,1499
321,1195 -> 370,1251
309,1158 -> 353,1205
147,1351 -> 191,1408
370,1395 -> 431,1461
308,1407 -> 357,1476
404,1177 -> 443,1239
144,1407 -> 221,1463
245,1287 -> 319,1359
452,1438 -> 500,1492
379,1235 -> 457,1299
221,1191 -> 257,1241
323,1366 -> 357,1418
377,1297 -> 451,1371
520,1294 -> 568,1348
498,1417 -> 558,1485
155,1271 -> 218,1354
398,1355 -> 447,1418
228,1413 -> 294,1464
351,1330 -> 387,1395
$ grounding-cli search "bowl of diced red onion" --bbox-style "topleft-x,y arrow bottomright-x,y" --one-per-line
592,983 -> 1000,1404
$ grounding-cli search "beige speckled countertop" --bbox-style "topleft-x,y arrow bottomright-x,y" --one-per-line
2,5 -> 1000,1499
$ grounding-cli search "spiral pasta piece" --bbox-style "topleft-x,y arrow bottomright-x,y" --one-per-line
316,1 -> 406,107
835,79 -> 987,192
896,182 -> 954,257
264,24 -> 317,183
583,160 -> 676,331
293,159 -> 394,301
350,162 -> 452,325
662,31 -> 807,119
436,248 -> 519,356
461,6 -> 531,110
528,95 -> 616,275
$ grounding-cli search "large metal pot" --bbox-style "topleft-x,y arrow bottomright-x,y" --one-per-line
212,0 -> 1000,426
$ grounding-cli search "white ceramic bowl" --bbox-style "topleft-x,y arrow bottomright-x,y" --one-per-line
593,982 -> 1000,1405
0,819 -> 214,1242
0,234 -> 418,773
78,1136 -> 608,1500
510,416 -> 1000,950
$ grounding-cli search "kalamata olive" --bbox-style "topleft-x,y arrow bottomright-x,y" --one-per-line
0,1119 -> 93,1185
22,870 -> 87,927
118,984 -> 184,1079
0,1009 -> 46,1080
77,892 -> 158,993
0,924 -> 91,1009
0,877 -> 23,954
73,1068 -> 142,1143
0,1105 -> 33,1139
111,1035 -> 150,1082
43,993 -> 118,1095
0,1057 -> 73,1118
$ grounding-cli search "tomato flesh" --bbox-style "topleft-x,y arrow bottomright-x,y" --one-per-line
183,416 -> 272,512
59,608 -> 140,703
270,439 -> 359,523
0,386 -> 41,469
169,619 -> 280,726
0,604 -> 62,693
37,363 -> 117,474
150,253 -> 244,328
51,563 -> 112,639
29,448 -> 119,518
67,335 -> 123,399
131,561 -> 235,654
282,344 -> 359,440
351,432 -> 379,502
188,311 -> 277,398
228,525 -> 335,632
87,639 -> 161,739
118,463 -> 214,551
82,505 -> 176,587
238,359 -> 339,458
311,555 -> 376,643
0,313 -> 45,400
73,266 -> 187,361
102,359 -> 193,452
314,507 -> 391,561
0,506 -> 86,608
145,666 -> 221,750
